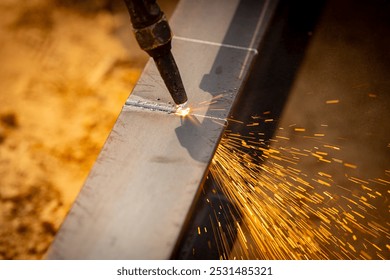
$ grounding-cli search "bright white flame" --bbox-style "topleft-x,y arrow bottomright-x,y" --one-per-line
175,102 -> 190,117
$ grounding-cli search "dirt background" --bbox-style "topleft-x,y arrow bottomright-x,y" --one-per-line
0,0 -> 165,259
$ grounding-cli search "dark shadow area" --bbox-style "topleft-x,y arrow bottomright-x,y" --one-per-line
228,0 -> 326,140
172,0 -> 326,259
173,175 -> 240,259
174,115 -> 211,163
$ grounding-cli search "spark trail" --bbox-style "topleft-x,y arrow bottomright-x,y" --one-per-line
207,122 -> 390,259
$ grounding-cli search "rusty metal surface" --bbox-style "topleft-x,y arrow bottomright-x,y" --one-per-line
46,0 -> 277,259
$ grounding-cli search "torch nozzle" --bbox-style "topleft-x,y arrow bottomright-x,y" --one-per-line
153,51 -> 188,105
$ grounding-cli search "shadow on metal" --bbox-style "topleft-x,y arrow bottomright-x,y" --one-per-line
172,0 -> 272,163
175,115 -> 212,163
172,0 -> 326,259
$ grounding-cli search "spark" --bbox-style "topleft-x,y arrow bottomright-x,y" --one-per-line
344,163 -> 358,169
181,98 -> 388,260
202,124 -> 389,260
175,103 -> 191,117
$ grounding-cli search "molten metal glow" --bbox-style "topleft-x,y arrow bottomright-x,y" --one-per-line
175,103 -> 191,117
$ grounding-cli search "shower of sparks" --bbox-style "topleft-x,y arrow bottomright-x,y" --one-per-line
204,119 -> 390,260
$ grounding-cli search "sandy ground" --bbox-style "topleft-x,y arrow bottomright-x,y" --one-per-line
0,0 -> 147,259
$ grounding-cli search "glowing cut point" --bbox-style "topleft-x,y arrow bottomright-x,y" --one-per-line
175,102 -> 190,117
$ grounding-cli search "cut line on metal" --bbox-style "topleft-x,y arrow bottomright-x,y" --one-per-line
173,36 -> 258,55
125,100 -> 227,123
125,100 -> 176,114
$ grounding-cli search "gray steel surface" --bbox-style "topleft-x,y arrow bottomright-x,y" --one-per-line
46,0 -> 277,259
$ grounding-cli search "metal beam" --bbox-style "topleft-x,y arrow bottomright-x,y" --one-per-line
46,0 -> 277,259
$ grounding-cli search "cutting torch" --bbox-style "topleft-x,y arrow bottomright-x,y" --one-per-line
123,0 -> 188,106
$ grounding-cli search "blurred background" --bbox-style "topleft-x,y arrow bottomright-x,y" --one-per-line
0,0 -> 178,259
